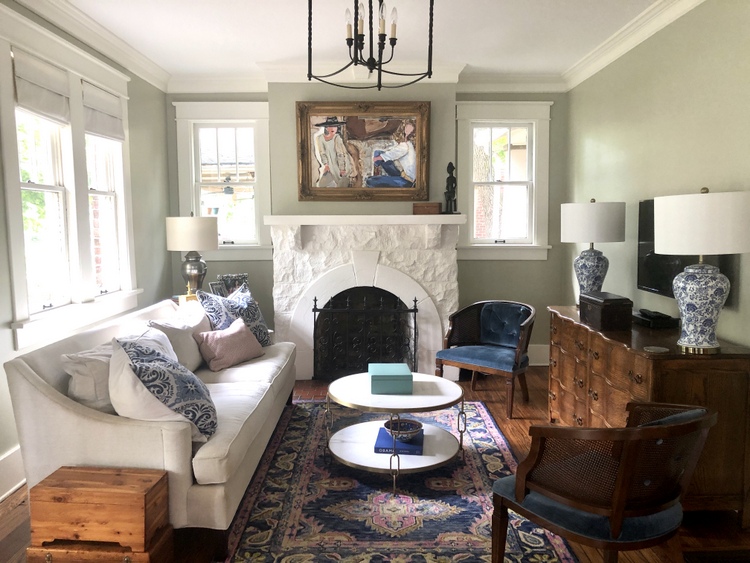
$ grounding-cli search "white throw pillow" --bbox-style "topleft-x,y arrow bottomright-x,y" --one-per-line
148,300 -> 211,371
64,328 -> 176,413
109,339 -> 217,442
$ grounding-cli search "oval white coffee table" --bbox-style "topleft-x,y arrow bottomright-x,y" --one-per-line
326,372 -> 465,486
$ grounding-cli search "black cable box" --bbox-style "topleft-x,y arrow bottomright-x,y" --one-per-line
632,311 -> 680,329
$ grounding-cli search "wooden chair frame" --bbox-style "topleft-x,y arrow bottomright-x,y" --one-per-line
435,300 -> 535,418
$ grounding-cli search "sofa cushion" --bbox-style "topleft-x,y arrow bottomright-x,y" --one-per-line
192,380 -> 273,485
148,300 -> 211,371
64,327 -> 176,413
194,318 -> 264,372
109,339 -> 217,442
195,342 -> 296,392
196,287 -> 271,346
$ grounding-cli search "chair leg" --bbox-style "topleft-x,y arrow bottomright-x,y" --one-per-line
505,376 -> 514,419
471,370 -> 478,391
603,550 -> 619,563
491,501 -> 509,563
435,359 -> 443,378
518,371 -> 529,403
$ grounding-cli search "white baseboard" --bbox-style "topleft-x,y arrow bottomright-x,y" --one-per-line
0,446 -> 26,502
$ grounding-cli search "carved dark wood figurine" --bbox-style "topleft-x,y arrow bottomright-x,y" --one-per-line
443,161 -> 458,214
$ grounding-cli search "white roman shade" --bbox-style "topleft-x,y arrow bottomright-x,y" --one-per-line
82,80 -> 125,140
12,48 -> 70,123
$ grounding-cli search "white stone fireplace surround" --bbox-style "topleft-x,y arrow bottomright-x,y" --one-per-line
265,215 -> 466,380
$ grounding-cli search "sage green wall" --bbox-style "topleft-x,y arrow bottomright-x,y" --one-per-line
567,0 -> 750,347
0,1 -> 171,458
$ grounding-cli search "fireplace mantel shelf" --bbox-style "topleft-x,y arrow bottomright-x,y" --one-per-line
264,214 -> 466,226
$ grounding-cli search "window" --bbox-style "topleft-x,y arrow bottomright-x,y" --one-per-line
174,102 -> 271,260
0,19 -> 136,350
456,102 -> 552,260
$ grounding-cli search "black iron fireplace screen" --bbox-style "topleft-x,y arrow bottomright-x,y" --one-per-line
312,287 -> 418,381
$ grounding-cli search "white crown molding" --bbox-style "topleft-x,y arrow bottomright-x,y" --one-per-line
563,0 -> 708,90
14,0 -> 170,91
456,74 -> 567,94
168,74 -> 269,94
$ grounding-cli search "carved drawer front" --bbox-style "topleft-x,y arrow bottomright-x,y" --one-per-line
588,373 -> 630,428
573,359 -> 589,402
559,318 -> 588,361
549,345 -> 560,379
557,387 -> 579,427
588,333 -> 609,375
548,377 -> 561,422
558,351 -> 584,394
626,356 -> 652,400
550,313 -> 564,346
570,398 -> 587,427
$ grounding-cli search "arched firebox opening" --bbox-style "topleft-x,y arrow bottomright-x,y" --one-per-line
312,286 -> 418,381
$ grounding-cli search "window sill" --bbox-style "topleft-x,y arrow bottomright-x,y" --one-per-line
457,244 -> 551,261
202,245 -> 273,262
12,289 -> 143,351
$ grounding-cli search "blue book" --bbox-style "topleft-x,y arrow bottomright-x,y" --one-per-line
374,427 -> 424,455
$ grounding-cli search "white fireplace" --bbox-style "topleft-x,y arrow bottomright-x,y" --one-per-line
265,215 -> 466,380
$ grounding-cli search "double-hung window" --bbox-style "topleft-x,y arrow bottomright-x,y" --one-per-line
456,102 -> 552,260
0,18 -> 136,350
174,102 -> 271,259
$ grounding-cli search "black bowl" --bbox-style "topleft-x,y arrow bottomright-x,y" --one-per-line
383,419 -> 423,443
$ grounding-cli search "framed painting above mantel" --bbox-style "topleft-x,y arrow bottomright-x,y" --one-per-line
296,101 -> 430,202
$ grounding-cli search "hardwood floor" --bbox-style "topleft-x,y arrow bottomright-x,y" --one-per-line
2,367 -> 749,562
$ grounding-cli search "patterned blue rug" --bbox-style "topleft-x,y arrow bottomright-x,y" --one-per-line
226,401 -> 578,562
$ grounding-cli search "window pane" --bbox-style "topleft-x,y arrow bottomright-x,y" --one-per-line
89,193 -> 121,293
472,127 -> 492,183
217,128 -> 237,181
236,128 -> 255,182
22,188 -> 71,312
200,185 -> 256,244
490,127 -> 509,181
16,109 -> 60,186
86,134 -> 123,192
473,184 -> 529,241
509,127 -> 529,181
199,127 -> 219,183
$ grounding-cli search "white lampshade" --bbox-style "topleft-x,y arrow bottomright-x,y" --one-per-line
654,191 -> 750,256
561,201 -> 626,243
166,217 -> 219,252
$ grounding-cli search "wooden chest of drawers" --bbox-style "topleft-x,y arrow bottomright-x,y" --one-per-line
548,306 -> 750,527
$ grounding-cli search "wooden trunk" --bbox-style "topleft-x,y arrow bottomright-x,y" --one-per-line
29,467 -> 170,554
26,524 -> 173,562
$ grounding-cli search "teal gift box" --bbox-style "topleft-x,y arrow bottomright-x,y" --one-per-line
369,363 -> 413,394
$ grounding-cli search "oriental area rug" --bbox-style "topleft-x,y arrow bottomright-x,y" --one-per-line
225,401 -> 578,562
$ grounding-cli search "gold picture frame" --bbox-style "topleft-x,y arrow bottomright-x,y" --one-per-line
296,101 -> 430,201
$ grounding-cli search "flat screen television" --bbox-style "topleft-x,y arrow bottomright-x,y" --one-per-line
637,199 -> 705,298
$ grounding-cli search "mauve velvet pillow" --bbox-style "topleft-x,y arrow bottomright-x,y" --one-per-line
194,318 -> 264,372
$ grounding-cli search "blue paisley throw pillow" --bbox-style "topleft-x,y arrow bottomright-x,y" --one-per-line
110,339 -> 217,441
196,284 -> 271,346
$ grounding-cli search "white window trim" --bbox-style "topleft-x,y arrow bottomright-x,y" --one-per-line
173,101 -> 272,261
456,101 -> 552,261
0,9 -> 138,351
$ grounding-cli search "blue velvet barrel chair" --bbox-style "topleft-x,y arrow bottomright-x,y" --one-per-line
492,402 -> 717,563
435,301 -> 535,419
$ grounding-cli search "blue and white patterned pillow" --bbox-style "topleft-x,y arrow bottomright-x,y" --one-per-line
196,285 -> 271,346
116,339 -> 217,440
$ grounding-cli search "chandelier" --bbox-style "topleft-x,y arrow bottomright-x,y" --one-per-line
307,0 -> 434,90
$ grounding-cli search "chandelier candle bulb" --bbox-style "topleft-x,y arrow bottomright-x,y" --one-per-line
358,2 -> 364,33
390,7 -> 397,37
378,2 -> 386,34
346,9 -> 352,38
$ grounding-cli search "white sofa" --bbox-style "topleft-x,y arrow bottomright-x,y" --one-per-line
4,299 -> 296,532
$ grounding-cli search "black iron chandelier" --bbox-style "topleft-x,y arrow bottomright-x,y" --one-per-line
307,0 -> 434,90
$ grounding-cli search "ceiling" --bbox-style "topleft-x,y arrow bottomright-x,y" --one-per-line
17,0 -> 702,93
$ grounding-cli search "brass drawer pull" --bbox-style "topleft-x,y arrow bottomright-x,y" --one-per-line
634,373 -> 643,384
592,351 -> 600,360
588,388 -> 598,400
549,359 -> 557,367
576,340 -> 584,350
576,378 -> 584,388
549,391 -> 557,400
